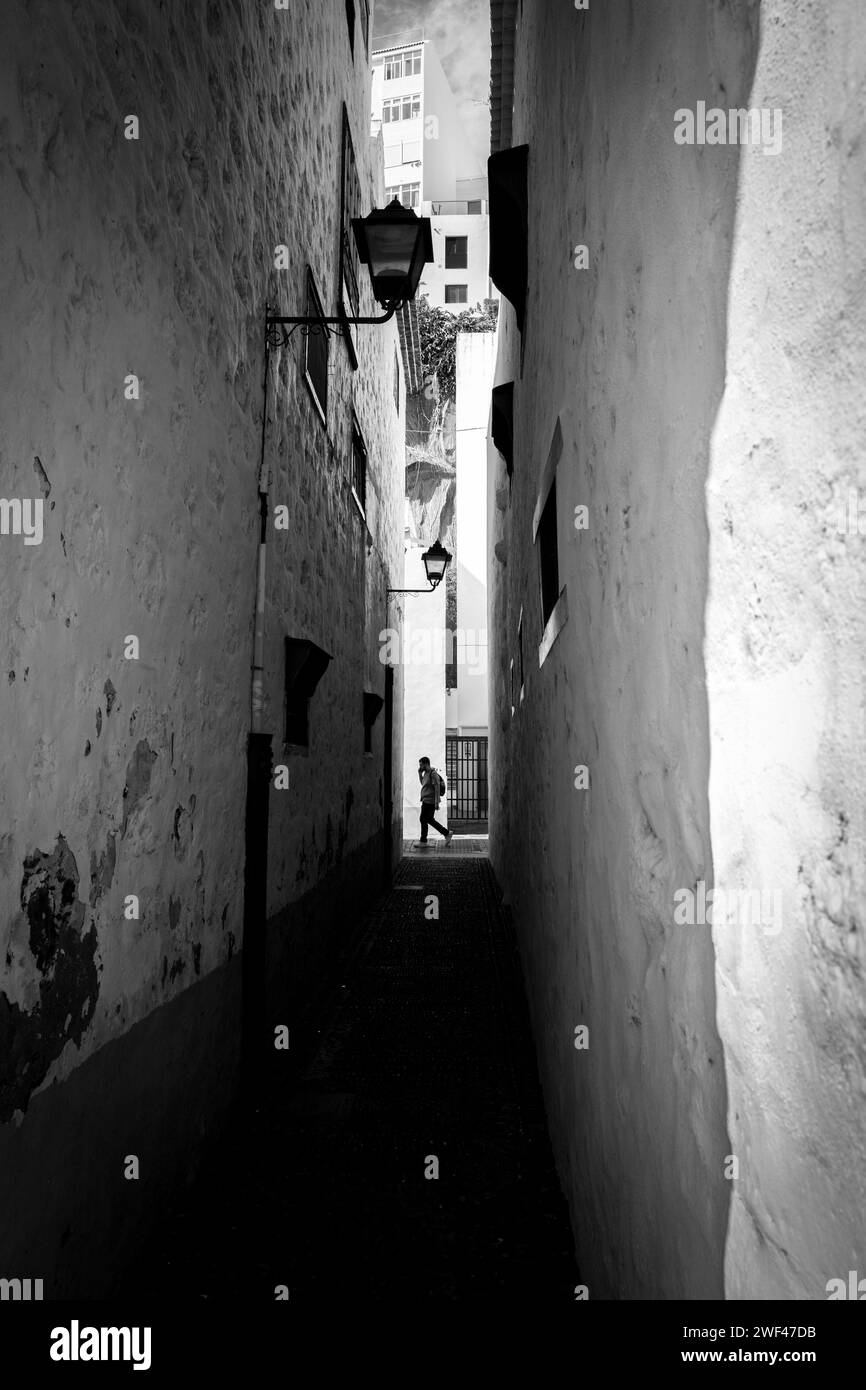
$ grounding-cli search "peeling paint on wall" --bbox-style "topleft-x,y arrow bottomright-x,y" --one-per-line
121,740 -> 157,838
0,836 -> 98,1123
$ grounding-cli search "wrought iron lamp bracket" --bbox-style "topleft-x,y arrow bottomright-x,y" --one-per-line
265,301 -> 403,350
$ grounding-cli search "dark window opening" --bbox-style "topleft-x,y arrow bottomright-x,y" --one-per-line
517,610 -> 525,693
345,0 -> 355,56
363,691 -> 384,753
303,271 -> 328,426
537,481 -> 559,627
444,284 -> 468,304
488,144 -> 528,333
445,236 -> 468,269
467,199 -> 482,214
491,381 -> 514,479
445,564 -> 457,690
340,108 -> 362,329
284,638 -> 332,748
351,415 -> 367,513
359,0 -> 370,54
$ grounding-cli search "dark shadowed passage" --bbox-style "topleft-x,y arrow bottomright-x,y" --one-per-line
119,849 -> 578,1303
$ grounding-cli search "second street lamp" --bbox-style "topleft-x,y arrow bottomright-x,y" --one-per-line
387,540 -> 453,596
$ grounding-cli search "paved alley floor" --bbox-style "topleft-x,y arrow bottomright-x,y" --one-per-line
121,851 -> 578,1305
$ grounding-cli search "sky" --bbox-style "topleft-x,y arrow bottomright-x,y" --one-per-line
373,0 -> 491,161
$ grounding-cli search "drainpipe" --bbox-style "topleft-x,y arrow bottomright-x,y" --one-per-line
241,308 -> 274,1109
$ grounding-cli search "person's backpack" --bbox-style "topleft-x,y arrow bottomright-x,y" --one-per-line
436,770 -> 446,797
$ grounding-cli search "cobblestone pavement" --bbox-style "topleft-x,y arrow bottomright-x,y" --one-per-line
121,853 -> 579,1305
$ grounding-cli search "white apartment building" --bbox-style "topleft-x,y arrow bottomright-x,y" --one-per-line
371,35 -> 494,312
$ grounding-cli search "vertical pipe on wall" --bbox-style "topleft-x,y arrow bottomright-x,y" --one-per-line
241,311 -> 274,1107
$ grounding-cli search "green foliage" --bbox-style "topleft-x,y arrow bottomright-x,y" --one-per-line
417,296 -> 499,402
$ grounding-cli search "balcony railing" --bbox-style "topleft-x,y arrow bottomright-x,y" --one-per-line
422,200 -> 487,216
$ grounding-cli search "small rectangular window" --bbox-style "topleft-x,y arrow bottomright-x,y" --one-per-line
401,139 -> 421,163
345,0 -> 355,57
384,49 -> 421,79
363,691 -> 384,753
386,182 -> 420,209
445,236 -> 468,269
339,109 -> 362,322
518,611 -> 525,692
351,415 -> 367,514
444,284 -> 468,304
359,0 -> 369,54
284,639 -> 332,749
537,480 -> 560,626
303,271 -> 328,427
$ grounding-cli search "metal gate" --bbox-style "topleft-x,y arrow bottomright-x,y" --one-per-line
445,736 -> 488,822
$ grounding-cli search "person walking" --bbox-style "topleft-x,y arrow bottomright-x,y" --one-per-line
417,756 -> 453,846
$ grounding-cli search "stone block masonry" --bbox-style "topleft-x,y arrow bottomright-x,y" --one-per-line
0,0 -> 406,1294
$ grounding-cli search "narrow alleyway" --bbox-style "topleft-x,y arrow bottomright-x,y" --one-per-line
119,844 -> 578,1304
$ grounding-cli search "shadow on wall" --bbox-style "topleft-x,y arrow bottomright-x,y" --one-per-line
489,0 -> 767,1299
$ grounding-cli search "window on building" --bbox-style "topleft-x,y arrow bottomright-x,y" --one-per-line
489,144 -> 529,333
467,199 -> 482,214
384,48 -> 421,79
284,639 -> 332,749
491,381 -> 515,479
303,271 -> 328,427
445,565 -> 457,690
444,284 -> 468,304
517,610 -> 525,693
351,414 -> 367,514
363,692 -> 384,753
385,182 -> 420,209
359,0 -> 370,54
537,479 -> 560,626
382,94 -> 421,123
445,236 -> 468,269
339,108 -> 362,332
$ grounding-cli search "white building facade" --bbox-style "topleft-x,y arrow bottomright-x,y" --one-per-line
371,36 -> 493,312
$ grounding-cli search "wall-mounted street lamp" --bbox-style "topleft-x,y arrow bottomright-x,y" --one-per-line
266,199 -> 434,347
387,540 -> 452,596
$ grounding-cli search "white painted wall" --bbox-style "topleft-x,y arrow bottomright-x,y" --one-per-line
422,214 -> 491,312
705,0 -> 866,1301
455,333 -> 494,731
400,539 -> 447,835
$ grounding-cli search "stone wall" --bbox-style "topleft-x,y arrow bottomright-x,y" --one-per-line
0,0 -> 404,1293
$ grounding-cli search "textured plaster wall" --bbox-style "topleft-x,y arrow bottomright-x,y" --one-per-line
488,0 -> 765,1298
705,0 -> 866,1300
0,0 -> 404,1284
454,332 -> 494,732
